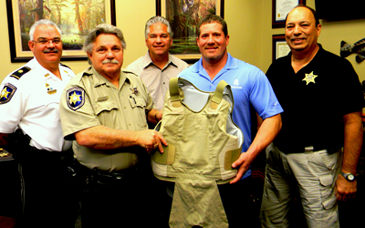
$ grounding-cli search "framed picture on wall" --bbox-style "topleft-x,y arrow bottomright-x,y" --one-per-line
6,0 -> 116,63
272,34 -> 290,61
272,0 -> 305,28
156,0 -> 224,63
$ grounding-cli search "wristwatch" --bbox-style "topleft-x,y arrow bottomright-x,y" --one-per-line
340,171 -> 356,182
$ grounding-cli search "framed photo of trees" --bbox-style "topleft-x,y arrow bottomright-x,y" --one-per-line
156,0 -> 224,63
6,0 -> 116,62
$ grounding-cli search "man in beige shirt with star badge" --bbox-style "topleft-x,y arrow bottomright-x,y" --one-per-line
59,23 -> 166,228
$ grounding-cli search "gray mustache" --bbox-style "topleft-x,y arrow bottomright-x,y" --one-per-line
102,59 -> 119,64
43,49 -> 59,53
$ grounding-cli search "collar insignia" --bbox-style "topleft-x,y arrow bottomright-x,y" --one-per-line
131,86 -> 138,95
302,71 -> 318,85
45,83 -> 57,95
0,83 -> 17,104
67,87 -> 85,111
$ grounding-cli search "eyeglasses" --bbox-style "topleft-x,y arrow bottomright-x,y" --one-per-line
32,38 -> 62,45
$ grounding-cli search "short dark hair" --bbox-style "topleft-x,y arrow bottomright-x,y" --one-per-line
285,5 -> 320,27
197,14 -> 228,37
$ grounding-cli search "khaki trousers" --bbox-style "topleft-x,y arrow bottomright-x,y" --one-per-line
260,144 -> 342,228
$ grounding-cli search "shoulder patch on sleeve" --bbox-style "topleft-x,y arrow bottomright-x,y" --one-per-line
66,87 -> 85,111
60,63 -> 71,69
0,83 -> 17,104
10,67 -> 31,80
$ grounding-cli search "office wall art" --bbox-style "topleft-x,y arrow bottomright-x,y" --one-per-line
6,0 -> 116,62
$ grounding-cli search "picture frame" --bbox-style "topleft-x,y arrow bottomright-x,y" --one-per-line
156,0 -> 224,63
272,0 -> 305,28
6,0 -> 116,63
272,34 -> 290,61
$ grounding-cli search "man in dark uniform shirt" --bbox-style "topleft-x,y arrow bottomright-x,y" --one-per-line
260,5 -> 364,228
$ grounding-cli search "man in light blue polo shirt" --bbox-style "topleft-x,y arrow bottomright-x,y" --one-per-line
178,14 -> 283,227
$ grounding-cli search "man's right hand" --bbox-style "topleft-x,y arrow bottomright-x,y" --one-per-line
136,129 -> 167,154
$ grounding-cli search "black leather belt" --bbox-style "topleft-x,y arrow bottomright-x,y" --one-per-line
87,165 -> 140,185
13,146 -> 73,163
276,145 -> 340,154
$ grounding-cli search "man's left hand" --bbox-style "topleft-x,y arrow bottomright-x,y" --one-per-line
335,174 -> 357,201
229,152 -> 253,184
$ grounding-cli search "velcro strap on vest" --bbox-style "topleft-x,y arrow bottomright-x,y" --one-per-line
152,143 -> 240,171
151,144 -> 175,165
169,78 -> 182,107
224,147 -> 241,170
210,80 -> 228,109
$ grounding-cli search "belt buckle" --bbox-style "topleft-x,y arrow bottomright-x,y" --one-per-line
304,146 -> 314,153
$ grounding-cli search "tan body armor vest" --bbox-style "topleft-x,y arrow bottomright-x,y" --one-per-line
152,78 -> 243,228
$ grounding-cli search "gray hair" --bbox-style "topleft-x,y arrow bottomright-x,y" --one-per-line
83,24 -> 127,65
29,19 -> 62,40
145,16 -> 173,39
83,24 -> 126,53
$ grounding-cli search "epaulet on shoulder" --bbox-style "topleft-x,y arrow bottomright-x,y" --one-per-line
10,66 -> 31,80
82,69 -> 93,77
123,69 -> 138,77
60,63 -> 71,69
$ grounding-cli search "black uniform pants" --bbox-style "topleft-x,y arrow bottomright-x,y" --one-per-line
79,165 -> 153,228
218,176 -> 262,228
16,149 -> 80,228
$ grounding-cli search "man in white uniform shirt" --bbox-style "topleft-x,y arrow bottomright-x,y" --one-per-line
126,16 -> 189,112
0,19 -> 78,228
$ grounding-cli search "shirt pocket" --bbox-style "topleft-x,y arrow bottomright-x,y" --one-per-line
129,95 -> 147,129
94,100 -> 119,127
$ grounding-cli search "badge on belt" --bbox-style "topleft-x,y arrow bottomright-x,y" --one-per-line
66,87 -> 85,111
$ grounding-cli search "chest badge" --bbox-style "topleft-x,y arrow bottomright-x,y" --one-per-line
131,86 -> 138,95
45,83 -> 57,95
302,71 -> 318,85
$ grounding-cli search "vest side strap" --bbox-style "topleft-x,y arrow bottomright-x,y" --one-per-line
224,147 -> 241,171
151,144 -> 176,165
166,144 -> 175,165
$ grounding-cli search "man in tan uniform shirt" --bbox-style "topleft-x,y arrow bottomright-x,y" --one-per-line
59,23 -> 166,228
